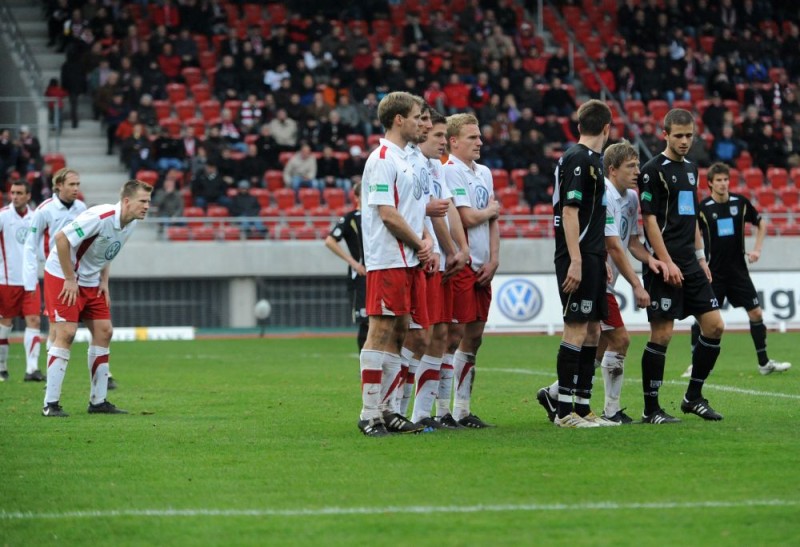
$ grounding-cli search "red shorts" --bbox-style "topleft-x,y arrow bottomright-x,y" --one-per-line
601,292 -> 624,331
366,268 -> 413,317
44,272 -> 111,323
424,271 -> 452,325
409,267 -> 430,329
0,285 -> 41,318
452,267 -> 492,323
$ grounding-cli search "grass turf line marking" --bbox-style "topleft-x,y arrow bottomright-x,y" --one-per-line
487,368 -> 800,400
2,499 -> 798,521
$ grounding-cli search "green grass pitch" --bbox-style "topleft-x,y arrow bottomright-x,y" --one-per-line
1,332 -> 798,546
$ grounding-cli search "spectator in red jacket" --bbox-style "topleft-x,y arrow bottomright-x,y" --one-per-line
443,73 -> 470,113
157,42 -> 182,81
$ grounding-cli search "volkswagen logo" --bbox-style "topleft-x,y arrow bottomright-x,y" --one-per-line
497,279 -> 543,322
104,241 -> 122,260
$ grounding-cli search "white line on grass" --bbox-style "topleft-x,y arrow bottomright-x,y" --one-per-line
486,368 -> 800,400
1,499 -> 797,521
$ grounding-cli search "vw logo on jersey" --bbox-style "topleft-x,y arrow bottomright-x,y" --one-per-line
475,186 -> 490,209
497,279 -> 543,322
15,226 -> 28,244
432,179 -> 443,199
418,168 -> 431,196
619,216 -> 630,241
412,173 -> 423,200
104,241 -> 122,260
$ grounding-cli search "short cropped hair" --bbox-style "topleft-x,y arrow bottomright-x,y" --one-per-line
707,162 -> 730,185
377,91 -> 418,131
430,109 -> 446,126
446,113 -> 480,141
663,109 -> 694,134
577,99 -> 612,136
122,179 -> 154,200
604,139 -> 639,170
10,180 -> 31,193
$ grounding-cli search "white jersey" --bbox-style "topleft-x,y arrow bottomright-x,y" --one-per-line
604,177 -> 640,290
44,202 -> 138,287
22,197 -> 87,291
429,156 -> 452,271
406,144 -> 441,259
361,138 -> 427,271
444,155 -> 494,269
0,205 -> 34,285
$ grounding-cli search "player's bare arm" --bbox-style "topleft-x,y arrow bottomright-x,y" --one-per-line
561,205 -> 582,293
748,217 -> 767,264
426,198 -> 450,218
444,201 -> 470,279
476,217 -> 500,287
324,235 -> 366,275
54,231 -> 78,307
695,222 -> 711,282
457,197 -> 500,228
628,236 -> 668,282
643,214 -> 683,287
606,234 -> 649,308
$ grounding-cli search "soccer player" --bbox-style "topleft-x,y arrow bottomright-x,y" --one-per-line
684,162 -> 790,376
638,109 -> 725,424
440,113 -> 500,428
324,181 -> 368,352
357,91 -> 434,436
549,99 -> 613,428
21,167 -> 87,381
0,181 -> 45,382
403,108 -> 470,429
537,140 -> 666,424
41,180 -> 153,417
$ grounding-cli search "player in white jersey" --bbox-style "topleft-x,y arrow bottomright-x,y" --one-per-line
20,168 -> 86,380
357,91 -> 434,436
404,108 -> 470,429
441,113 -> 500,428
0,181 -> 45,382
41,180 -> 152,417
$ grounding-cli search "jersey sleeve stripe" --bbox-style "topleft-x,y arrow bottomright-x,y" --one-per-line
99,210 -> 115,219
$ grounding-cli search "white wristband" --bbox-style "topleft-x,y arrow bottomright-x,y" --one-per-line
695,249 -> 705,260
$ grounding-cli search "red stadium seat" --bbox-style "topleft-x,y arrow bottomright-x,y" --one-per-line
511,168 -> 527,189
183,206 -> 205,228
767,167 -> 789,190
292,225 -> 318,240
166,226 -> 190,241
310,206 -> 335,230
791,167 -> 800,187
624,100 -> 646,119
166,83 -> 187,103
152,100 -> 171,120
135,170 -> 159,186
223,100 -> 242,119
491,168 -> 510,190
159,118 -> 182,138
508,204 -> 531,226
743,167 -> 764,190
190,83 -> 211,103
285,205 -> 307,228
264,170 -> 284,191
199,51 -> 217,70
206,205 -> 229,226
346,134 -> 366,149
251,188 -> 271,208
754,187 -> 776,208
43,153 -> 66,171
496,187 -> 520,208
184,117 -> 207,137
181,67 -> 203,87
499,223 -> 518,239
780,187 -> 800,208
199,100 -> 221,120
298,188 -> 321,209
273,188 -> 296,209
191,226 -> 217,241
735,151 -> 753,171
323,188 -> 346,209
174,99 -> 197,121
221,226 -> 241,241
647,100 -> 669,122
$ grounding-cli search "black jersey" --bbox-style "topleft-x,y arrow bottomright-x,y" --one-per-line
638,153 -> 701,274
553,143 -> 606,259
328,209 -> 364,284
698,193 -> 761,274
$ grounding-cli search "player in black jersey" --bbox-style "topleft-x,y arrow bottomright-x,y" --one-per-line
324,181 -> 368,351
550,99 -> 613,428
686,162 -> 790,376
638,109 -> 725,424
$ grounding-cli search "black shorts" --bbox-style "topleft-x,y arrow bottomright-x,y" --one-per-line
555,253 -> 608,323
713,271 -> 760,311
644,268 -> 719,321
351,275 -> 367,323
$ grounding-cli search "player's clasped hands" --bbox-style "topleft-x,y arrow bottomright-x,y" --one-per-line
59,278 -> 79,306
417,237 -> 434,264
443,247 -> 470,280
486,198 -> 501,220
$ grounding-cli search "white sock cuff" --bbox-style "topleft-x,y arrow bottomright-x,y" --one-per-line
0,324 -> 11,338
49,347 -> 71,361
89,345 -> 110,357
421,354 -> 442,367
442,352 -> 454,365
24,327 -> 41,336
453,350 -> 475,365
359,349 -> 383,370
400,346 -> 415,362
383,352 -> 402,367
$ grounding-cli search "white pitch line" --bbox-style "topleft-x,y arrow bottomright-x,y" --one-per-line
1,499 -> 797,521
486,368 -> 800,400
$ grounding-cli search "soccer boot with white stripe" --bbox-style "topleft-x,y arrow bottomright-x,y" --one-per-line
382,411 -> 425,434
42,402 -> 69,417
759,360 -> 792,375
358,417 -> 390,437
457,413 -> 495,428
680,397 -> 723,421
536,387 -> 557,422
0,370 -> 9,382
553,412 -> 600,428
580,411 -> 621,427
602,409 -> 634,424
87,400 -> 128,414
415,416 -> 446,432
433,413 -> 464,429
641,408 -> 681,424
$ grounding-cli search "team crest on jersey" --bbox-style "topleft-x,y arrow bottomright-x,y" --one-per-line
574,166 -> 581,176
581,300 -> 592,314
620,217 -> 629,240
730,206 -> 738,216
661,298 -> 672,311
712,212 -> 718,219
475,186 -> 490,209
687,173 -> 696,186
672,175 -> 677,184
650,300 -> 659,310
15,227 -> 28,244
643,174 -> 650,184
105,241 -> 122,260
